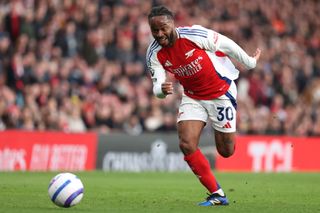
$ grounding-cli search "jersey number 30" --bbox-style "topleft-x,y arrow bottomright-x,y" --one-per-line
217,106 -> 234,121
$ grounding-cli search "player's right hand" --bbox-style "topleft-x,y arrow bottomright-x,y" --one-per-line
253,48 -> 261,61
161,82 -> 173,95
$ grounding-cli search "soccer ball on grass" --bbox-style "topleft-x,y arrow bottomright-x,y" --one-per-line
48,172 -> 84,208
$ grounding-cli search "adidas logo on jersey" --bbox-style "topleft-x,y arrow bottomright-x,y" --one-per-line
185,48 -> 195,59
164,60 -> 172,67
223,122 -> 232,128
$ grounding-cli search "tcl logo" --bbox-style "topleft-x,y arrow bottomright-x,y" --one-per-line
248,140 -> 293,172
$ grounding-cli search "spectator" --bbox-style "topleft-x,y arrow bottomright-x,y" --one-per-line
0,0 -> 318,136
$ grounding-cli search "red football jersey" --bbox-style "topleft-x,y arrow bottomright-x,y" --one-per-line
147,25 -> 247,100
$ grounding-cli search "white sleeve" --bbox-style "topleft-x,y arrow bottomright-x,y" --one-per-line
216,34 -> 257,69
178,25 -> 220,52
180,25 -> 256,69
146,44 -> 166,99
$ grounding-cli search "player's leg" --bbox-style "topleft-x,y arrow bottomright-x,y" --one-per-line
209,81 -> 237,158
196,108 -> 236,206
177,120 -> 204,155
178,121 -> 223,198
209,102 -> 236,159
197,84 -> 237,206
177,95 -> 208,155
177,95 -> 227,206
214,131 -> 235,158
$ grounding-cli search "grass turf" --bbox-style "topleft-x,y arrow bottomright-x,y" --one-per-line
0,171 -> 319,213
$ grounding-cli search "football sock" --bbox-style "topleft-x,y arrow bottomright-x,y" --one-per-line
184,148 -> 220,193
213,188 -> 225,196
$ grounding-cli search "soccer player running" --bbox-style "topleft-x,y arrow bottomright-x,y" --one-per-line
146,6 -> 261,206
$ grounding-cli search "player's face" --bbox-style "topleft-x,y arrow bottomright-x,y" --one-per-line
149,15 -> 176,47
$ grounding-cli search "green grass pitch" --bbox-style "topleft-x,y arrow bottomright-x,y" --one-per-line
0,171 -> 319,213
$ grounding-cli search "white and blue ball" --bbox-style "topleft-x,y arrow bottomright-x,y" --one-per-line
48,172 -> 84,208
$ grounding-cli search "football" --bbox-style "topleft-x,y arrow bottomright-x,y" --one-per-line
48,172 -> 84,208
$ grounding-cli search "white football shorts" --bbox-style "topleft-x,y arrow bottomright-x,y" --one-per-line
177,81 -> 237,133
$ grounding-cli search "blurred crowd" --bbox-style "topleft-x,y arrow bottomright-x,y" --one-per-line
0,0 -> 319,136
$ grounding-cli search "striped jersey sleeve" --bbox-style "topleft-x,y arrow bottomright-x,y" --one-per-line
146,40 -> 166,98
178,25 -> 256,69
177,25 -> 221,52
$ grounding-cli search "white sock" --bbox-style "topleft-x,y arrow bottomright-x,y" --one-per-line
212,188 -> 225,196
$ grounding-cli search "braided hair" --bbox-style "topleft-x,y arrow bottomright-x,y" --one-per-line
148,6 -> 174,20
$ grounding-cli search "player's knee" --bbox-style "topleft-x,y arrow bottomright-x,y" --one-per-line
219,148 -> 234,158
179,138 -> 197,155
215,131 -> 235,158
179,141 -> 193,154
216,139 -> 235,158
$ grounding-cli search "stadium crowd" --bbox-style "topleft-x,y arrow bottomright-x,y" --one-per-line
0,0 -> 319,136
